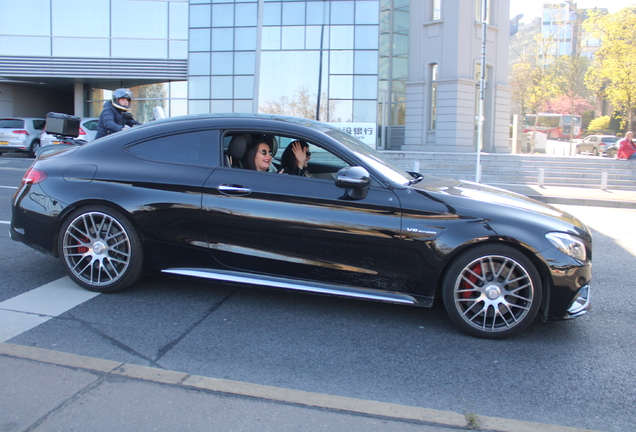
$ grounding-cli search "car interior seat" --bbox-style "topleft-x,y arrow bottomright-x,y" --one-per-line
226,134 -> 252,168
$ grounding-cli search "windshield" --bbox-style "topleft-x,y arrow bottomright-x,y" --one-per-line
324,128 -> 413,185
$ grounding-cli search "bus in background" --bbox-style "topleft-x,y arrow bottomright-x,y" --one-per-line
523,114 -> 582,140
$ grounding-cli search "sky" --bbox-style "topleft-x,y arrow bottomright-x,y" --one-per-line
509,0 -> 635,20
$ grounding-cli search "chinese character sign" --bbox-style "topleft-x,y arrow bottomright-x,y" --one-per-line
327,122 -> 377,148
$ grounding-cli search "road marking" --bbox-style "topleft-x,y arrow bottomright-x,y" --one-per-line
0,185 -> 18,189
0,277 -> 100,342
0,221 -> 9,224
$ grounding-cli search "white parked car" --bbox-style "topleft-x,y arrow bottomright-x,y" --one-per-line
0,117 -> 46,157
41,118 -> 99,146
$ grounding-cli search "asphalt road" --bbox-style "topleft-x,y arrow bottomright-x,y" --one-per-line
1,153 -> 635,432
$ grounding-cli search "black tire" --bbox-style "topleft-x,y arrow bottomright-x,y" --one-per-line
442,244 -> 542,339
575,145 -> 580,155
28,140 -> 41,158
592,147 -> 599,156
58,206 -> 144,293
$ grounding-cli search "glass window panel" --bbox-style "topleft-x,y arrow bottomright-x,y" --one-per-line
378,56 -> 389,79
171,81 -> 188,99
112,0 -> 167,38
235,51 -> 256,75
211,100 -> 233,112
392,57 -> 408,79
212,52 -> 234,75
354,76 -> 378,99
330,99 -> 353,122
191,0 -> 211,4
212,28 -> 234,51
190,28 -> 211,51
263,2 -> 282,25
282,26 -> 305,50
432,0 -> 441,20
282,2 -> 305,25
353,100 -> 377,123
306,1 -> 329,25
189,76 -> 211,99
112,39 -> 167,58
355,1 -> 379,24
1,0 -> 50,36
189,100 -> 211,114
330,1 -> 354,25
169,40 -> 188,59
53,38 -> 110,57
189,52 -> 212,75
306,26 -> 329,50
355,51 -> 378,74
0,36 -> 48,57
393,9 -> 409,33
235,27 -> 257,50
379,33 -> 390,56
211,76 -> 233,99
262,26 -> 282,50
235,3 -> 257,26
258,51 -> 321,114
234,99 -> 253,113
330,26 -> 354,49
330,51 -> 354,75
190,4 -> 211,28
393,32 -> 408,56
212,4 -> 234,27
380,10 -> 391,33
168,99 -> 188,117
329,75 -> 353,99
52,0 -> 108,37
355,25 -> 379,49
234,76 -> 255,99
170,2 -> 189,39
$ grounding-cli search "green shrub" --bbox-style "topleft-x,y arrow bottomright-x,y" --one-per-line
587,115 -> 611,132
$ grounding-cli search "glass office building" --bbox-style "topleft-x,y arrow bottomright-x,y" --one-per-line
0,0 -> 511,152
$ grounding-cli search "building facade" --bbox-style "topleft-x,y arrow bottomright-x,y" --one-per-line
0,0 -> 511,152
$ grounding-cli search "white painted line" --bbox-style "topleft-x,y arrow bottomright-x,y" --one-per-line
0,185 -> 19,189
0,276 -> 100,342
0,221 -> 9,225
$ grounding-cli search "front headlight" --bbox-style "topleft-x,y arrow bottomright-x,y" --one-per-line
546,232 -> 587,261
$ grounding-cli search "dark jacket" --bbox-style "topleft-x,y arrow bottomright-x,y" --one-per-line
95,101 -> 141,139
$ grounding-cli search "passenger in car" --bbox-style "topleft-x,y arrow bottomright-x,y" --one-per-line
280,140 -> 312,177
243,140 -> 274,172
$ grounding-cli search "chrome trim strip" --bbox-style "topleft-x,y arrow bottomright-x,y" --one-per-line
162,268 -> 417,305
567,284 -> 590,317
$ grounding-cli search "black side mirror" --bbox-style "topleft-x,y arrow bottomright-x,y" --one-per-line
335,166 -> 370,200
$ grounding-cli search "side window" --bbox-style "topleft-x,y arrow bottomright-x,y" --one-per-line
127,130 -> 217,166
33,119 -> 46,130
83,120 -> 99,131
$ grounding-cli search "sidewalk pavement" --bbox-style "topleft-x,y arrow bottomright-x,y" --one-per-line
489,183 -> 636,209
0,343 -> 597,432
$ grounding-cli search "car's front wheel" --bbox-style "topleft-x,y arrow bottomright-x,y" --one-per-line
28,140 -> 41,158
442,244 -> 542,339
592,147 -> 599,156
58,206 -> 144,292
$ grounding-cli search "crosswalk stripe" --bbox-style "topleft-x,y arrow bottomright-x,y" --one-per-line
0,277 -> 100,342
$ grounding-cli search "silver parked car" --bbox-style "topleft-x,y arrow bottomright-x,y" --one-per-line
576,135 -> 618,156
41,117 -> 99,146
0,117 -> 46,158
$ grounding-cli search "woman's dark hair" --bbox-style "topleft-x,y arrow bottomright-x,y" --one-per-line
243,140 -> 272,171
281,140 -> 309,171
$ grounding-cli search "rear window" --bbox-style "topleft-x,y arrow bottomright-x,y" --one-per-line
601,137 -> 618,143
0,119 -> 25,128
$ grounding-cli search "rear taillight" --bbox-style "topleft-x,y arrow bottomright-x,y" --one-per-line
78,127 -> 86,135
22,168 -> 47,185
13,130 -> 29,135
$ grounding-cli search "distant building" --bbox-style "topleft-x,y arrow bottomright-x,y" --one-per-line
0,0 -> 512,152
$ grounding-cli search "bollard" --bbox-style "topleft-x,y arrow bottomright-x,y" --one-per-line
538,168 -> 545,187
414,161 -> 420,173
601,172 -> 608,191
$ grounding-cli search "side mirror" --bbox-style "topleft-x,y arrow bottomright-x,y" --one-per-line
335,166 -> 370,200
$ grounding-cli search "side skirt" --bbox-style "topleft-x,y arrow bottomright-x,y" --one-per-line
162,268 -> 432,307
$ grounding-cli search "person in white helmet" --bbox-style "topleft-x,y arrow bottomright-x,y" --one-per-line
95,88 -> 141,139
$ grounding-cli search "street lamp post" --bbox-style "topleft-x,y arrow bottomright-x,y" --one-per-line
476,0 -> 488,183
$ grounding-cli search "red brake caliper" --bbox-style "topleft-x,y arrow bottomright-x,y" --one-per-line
461,263 -> 482,298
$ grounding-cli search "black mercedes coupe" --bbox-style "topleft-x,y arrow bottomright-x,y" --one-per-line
11,114 -> 592,338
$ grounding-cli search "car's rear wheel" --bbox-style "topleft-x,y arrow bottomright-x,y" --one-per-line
28,140 -> 41,158
58,206 -> 144,293
442,244 -> 542,339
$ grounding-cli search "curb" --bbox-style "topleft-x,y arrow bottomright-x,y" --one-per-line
0,343 -> 597,432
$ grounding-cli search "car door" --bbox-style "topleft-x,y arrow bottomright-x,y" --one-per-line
201,146 -> 410,292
